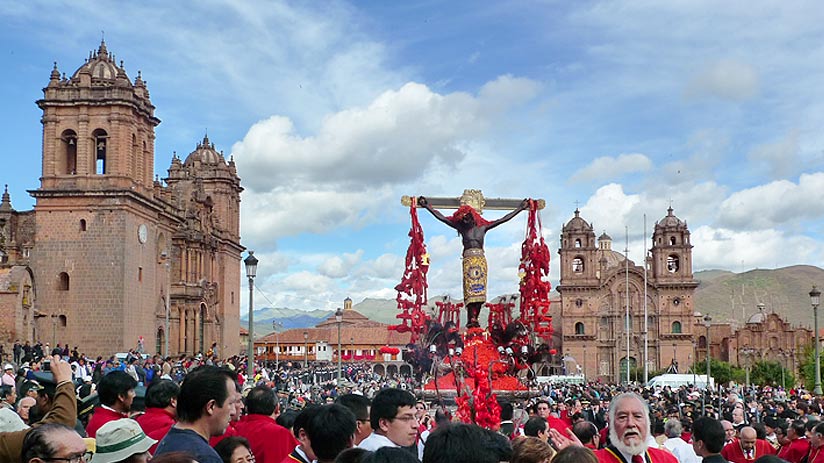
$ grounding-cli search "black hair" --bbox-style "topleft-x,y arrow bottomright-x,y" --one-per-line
214,436 -> 252,463
362,447 -> 419,463
573,420 -> 599,443
305,404 -> 357,462
335,447 -> 371,463
98,370 -> 138,407
693,417 -> 726,454
0,385 -> 14,400
790,419 -> 807,438
524,416 -> 548,437
277,408 -> 300,431
145,379 -> 179,409
369,388 -> 416,430
423,422 -> 506,463
499,401 -> 514,421
176,365 -> 237,423
337,393 -> 371,422
245,385 -> 276,416
293,405 -> 322,439
21,423 -> 76,462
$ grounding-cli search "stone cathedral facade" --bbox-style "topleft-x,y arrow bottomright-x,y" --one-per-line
0,41 -> 243,357
557,207 -> 699,383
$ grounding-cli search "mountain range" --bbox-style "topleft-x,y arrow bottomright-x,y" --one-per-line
242,265 -> 824,336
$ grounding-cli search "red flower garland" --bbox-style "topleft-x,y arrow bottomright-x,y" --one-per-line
519,201 -> 554,341
390,199 -> 430,343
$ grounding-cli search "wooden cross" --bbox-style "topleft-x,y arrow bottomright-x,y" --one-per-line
401,189 -> 545,212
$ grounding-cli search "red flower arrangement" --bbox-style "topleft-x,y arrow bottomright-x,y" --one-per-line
379,346 -> 400,355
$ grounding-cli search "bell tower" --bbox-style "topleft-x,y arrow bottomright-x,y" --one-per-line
650,207 -> 694,281
37,40 -> 159,194
558,209 -> 598,287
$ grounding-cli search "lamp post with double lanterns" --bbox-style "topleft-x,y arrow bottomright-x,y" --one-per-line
336,307 -> 343,384
811,285 -> 822,395
741,346 -> 757,388
703,314 -> 712,413
273,320 -> 282,369
244,251 -> 258,385
303,330 -> 309,383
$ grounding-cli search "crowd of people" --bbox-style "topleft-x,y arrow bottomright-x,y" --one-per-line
2,341 -> 824,463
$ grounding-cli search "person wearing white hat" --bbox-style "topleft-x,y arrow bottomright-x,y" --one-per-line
1,363 -> 15,387
91,418 -> 157,463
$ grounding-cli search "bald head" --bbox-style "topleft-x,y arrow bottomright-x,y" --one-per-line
740,426 -> 757,452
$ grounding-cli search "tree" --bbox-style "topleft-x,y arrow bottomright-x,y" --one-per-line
691,358 -> 744,386
750,360 -> 795,388
797,344 -> 824,389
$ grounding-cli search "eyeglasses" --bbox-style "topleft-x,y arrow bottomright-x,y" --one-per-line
392,414 -> 419,423
42,452 -> 93,463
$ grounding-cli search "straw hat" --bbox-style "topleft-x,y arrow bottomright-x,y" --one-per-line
91,418 -> 156,463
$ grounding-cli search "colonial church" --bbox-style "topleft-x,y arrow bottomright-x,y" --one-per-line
557,207 -> 699,383
0,41 -> 243,357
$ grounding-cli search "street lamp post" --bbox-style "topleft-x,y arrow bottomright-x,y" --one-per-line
303,330 -> 309,373
703,314 -> 712,414
273,320 -> 282,369
244,251 -> 258,385
811,285 -> 822,395
741,346 -> 755,388
336,307 -> 343,384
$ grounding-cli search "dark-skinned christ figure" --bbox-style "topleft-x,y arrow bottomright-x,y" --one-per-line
418,196 -> 529,328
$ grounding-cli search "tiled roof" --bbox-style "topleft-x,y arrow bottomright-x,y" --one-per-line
259,325 -> 411,346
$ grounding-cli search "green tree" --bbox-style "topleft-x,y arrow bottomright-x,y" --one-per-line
798,344 -> 824,390
750,360 -> 795,387
691,358 -> 744,385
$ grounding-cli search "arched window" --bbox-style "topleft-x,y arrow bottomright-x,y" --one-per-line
58,272 -> 70,291
156,328 -> 164,355
574,239 -> 582,248
575,322 -> 585,335
698,336 -> 707,349
670,236 -> 677,246
667,255 -> 680,273
61,129 -> 78,174
79,219 -> 86,231
58,315 -> 67,327
92,129 -> 108,174
572,257 -> 584,273
671,321 -> 682,334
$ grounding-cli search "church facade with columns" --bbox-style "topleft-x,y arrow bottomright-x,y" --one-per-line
557,207 -> 699,383
0,42 -> 243,357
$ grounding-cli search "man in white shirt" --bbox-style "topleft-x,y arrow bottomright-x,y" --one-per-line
663,419 -> 701,463
358,388 -> 418,452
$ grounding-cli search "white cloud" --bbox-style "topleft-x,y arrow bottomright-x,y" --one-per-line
318,250 -> 364,278
717,173 -> 824,229
571,153 -> 652,182
747,131 -> 801,179
692,225 -> 824,270
685,59 -> 759,102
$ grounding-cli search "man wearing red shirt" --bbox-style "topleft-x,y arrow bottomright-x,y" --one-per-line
548,393 -> 677,463
721,426 -> 776,462
86,371 -> 137,437
235,385 -> 298,463
808,422 -> 824,463
136,379 -> 179,455
778,420 -> 810,463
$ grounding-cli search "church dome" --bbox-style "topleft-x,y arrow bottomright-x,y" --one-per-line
658,207 -> 684,228
746,311 -> 767,324
71,40 -> 126,83
184,135 -> 225,166
563,209 -> 592,232
599,232 -> 612,241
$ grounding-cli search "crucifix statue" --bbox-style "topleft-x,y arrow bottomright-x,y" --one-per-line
401,189 -> 545,328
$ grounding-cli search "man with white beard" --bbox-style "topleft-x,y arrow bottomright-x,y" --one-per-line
596,393 -> 678,463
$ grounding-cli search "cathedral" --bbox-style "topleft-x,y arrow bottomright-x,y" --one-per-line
0,41 -> 243,357
557,207 -> 699,383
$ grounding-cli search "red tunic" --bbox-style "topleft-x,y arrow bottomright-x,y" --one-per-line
595,446 -> 679,463
135,407 -> 176,455
279,447 -> 310,463
209,420 -> 238,446
778,437 -> 811,463
234,414 -> 299,463
809,446 -> 824,463
547,415 -> 570,433
721,439 -> 776,463
85,406 -> 129,438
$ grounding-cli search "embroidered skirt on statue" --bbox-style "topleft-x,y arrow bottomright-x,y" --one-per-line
462,248 -> 487,304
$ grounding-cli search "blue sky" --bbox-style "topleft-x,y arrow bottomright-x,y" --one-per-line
3,1 -> 824,314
